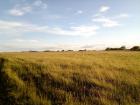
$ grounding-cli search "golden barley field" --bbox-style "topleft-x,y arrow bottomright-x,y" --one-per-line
0,51 -> 140,105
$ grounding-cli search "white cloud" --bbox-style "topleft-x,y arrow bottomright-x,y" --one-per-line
76,10 -> 83,14
70,25 -> 99,36
9,9 -> 24,16
33,0 -> 43,6
33,0 -> 47,9
0,39 -> 47,52
92,13 -> 129,28
94,5 -> 129,28
0,20 -> 23,29
114,13 -> 129,19
41,25 -> 99,36
15,39 -> 39,43
9,5 -> 32,16
9,0 -> 47,16
0,20 -> 99,36
99,6 -> 110,12
118,14 -> 129,18
81,44 -> 107,50
0,42 -> 83,51
0,38 -> 90,51
93,17 -> 120,27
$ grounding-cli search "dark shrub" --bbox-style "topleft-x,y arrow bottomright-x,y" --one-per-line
130,46 -> 140,51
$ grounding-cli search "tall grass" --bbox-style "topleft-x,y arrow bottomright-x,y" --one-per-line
0,51 -> 140,105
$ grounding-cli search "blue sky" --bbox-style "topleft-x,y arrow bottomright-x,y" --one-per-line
0,0 -> 140,51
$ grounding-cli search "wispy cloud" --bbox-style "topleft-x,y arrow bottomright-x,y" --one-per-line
69,25 -> 99,36
0,39 -> 47,51
81,44 -> 107,50
9,5 -> 32,16
0,20 -> 99,36
0,39 -> 88,51
93,6 -> 129,28
113,13 -> 129,19
33,0 -> 47,9
9,0 -> 47,16
93,17 -> 120,27
92,5 -> 121,27
45,25 -> 99,36
76,10 -> 83,15
14,39 -> 39,43
92,13 -> 129,28
99,6 -> 110,13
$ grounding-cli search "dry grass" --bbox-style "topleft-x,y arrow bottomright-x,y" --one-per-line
0,51 -> 140,105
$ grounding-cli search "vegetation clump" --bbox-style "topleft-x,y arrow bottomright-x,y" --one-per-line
130,46 -> 140,51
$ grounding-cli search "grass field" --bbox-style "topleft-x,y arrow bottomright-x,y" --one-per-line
0,51 -> 140,105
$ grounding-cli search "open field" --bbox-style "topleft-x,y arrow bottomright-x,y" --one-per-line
0,51 -> 140,105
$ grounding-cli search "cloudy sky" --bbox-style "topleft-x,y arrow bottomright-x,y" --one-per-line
0,0 -> 140,51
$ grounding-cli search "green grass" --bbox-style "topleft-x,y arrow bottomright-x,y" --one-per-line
0,51 -> 140,105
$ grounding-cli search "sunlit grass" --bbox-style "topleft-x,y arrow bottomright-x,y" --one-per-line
0,51 -> 140,105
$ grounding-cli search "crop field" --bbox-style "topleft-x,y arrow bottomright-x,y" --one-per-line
0,51 -> 140,105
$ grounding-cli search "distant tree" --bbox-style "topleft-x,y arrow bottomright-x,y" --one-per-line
120,46 -> 126,50
29,50 -> 38,52
79,49 -> 86,51
105,46 -> 126,51
130,46 -> 140,51
105,48 -> 111,51
67,50 -> 73,52
44,50 -> 51,52
61,50 -> 65,52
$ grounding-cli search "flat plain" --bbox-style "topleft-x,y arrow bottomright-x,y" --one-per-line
0,51 -> 140,105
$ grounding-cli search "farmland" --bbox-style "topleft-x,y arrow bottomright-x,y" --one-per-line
0,51 -> 140,105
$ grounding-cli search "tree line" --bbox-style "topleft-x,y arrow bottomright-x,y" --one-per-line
105,46 -> 140,51
26,45 -> 140,52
